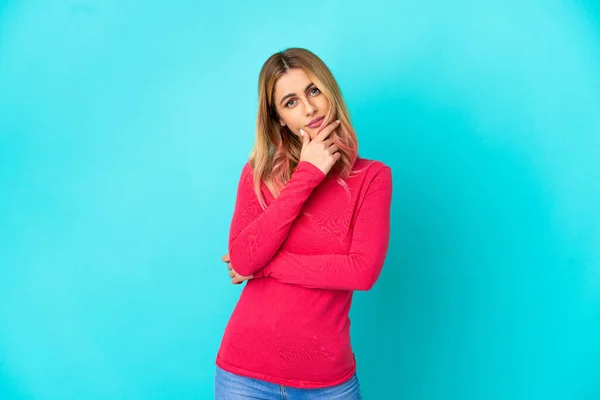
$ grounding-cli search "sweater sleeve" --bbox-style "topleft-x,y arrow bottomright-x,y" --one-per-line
228,160 -> 326,277
261,166 -> 392,291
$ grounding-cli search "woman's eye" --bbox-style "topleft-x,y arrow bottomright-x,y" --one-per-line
286,88 -> 319,108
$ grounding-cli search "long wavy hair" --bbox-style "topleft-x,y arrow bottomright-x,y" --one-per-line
250,48 -> 361,209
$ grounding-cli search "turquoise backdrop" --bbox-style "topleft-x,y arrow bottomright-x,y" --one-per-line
1,0 -> 599,399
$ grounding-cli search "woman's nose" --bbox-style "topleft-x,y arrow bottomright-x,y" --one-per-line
304,100 -> 316,114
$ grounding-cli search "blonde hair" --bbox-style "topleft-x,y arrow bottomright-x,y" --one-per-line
250,47 -> 361,209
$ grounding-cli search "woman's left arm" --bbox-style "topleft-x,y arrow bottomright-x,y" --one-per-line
260,166 -> 392,291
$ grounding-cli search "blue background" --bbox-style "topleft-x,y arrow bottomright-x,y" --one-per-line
1,0 -> 599,398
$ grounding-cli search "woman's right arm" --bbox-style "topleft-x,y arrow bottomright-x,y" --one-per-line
227,160 -> 326,277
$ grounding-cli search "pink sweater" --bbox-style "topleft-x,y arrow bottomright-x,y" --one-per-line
216,157 -> 392,388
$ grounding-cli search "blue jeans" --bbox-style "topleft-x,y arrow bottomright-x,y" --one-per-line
214,365 -> 363,399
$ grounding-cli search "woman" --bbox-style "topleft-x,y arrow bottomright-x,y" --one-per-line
215,48 -> 392,399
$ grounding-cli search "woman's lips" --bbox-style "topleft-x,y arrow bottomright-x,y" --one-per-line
307,117 -> 324,129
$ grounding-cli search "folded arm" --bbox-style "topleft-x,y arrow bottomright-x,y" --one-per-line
227,161 -> 326,277
261,166 -> 393,291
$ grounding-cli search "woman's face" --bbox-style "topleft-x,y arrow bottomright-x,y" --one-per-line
273,68 -> 330,140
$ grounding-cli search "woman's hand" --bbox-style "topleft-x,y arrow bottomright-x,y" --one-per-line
222,253 -> 254,284
299,119 -> 342,175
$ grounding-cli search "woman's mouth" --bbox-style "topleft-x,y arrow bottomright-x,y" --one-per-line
307,116 -> 324,129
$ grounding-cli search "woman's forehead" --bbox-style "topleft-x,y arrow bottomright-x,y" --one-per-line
274,69 -> 312,98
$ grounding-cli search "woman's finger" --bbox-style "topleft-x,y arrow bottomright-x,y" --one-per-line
314,120 -> 341,142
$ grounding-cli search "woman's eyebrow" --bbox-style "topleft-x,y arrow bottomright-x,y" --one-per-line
279,83 -> 314,105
